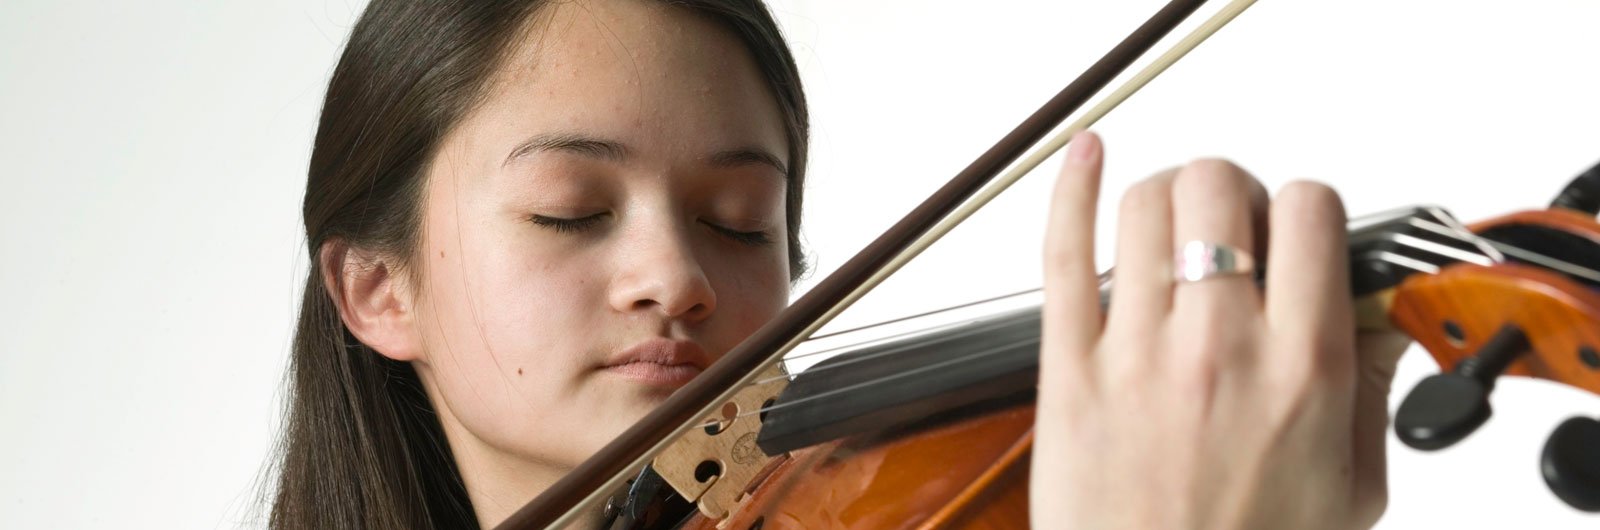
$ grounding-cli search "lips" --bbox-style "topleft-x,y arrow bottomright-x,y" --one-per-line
600,338 -> 712,387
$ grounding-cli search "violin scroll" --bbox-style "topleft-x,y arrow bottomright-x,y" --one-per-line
1382,163 -> 1600,512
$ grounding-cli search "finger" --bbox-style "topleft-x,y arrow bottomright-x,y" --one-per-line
1042,131 -> 1105,376
1169,159 -> 1269,320
1264,181 -> 1353,349
1104,167 -> 1176,333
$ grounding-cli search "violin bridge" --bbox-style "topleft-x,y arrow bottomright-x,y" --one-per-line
652,363 -> 788,521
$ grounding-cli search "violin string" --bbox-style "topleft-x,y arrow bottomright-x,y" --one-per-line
800,287 -> 1043,343
1384,206 -> 1600,282
1405,216 -> 1600,282
755,319 -> 981,385
1422,205 -> 1508,263
781,282 -> 1118,372
755,308 -> 1038,386
733,220 -> 1600,422
731,335 -> 1041,421
757,228 -> 1505,387
764,223 -> 1522,385
764,288 -> 1044,384
1344,209 -> 1599,281
770,287 -> 1107,386
1357,249 -> 1440,275
763,288 -> 1042,379
1363,230 -> 1495,266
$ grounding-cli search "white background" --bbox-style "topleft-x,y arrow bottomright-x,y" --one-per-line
3,0 -> 1599,528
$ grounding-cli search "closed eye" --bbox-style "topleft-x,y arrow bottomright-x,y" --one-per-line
530,213 -> 606,233
704,221 -> 772,247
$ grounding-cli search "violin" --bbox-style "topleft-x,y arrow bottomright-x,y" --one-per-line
496,1 -> 1600,527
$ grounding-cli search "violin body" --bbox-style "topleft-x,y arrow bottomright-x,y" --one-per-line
680,407 -> 1035,530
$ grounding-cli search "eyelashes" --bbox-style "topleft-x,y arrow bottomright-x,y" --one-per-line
529,213 -> 604,233
707,223 -> 772,247
529,213 -> 773,247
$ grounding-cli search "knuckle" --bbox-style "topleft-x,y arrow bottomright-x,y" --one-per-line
1275,180 -> 1347,226
1177,158 -> 1253,193
1100,349 -> 1149,393
1268,354 -> 1321,400
1173,158 -> 1264,213
1046,249 -> 1094,279
1043,236 -> 1087,269
1043,238 -> 1071,265
1167,319 -> 1231,388
1118,175 -> 1171,216
1267,333 -> 1354,397
1186,157 -> 1247,177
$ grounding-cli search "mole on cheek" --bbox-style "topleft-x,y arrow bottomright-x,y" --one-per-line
517,367 -> 524,376
439,251 -> 445,258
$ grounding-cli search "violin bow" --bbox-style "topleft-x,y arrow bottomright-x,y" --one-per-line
497,0 -> 1260,527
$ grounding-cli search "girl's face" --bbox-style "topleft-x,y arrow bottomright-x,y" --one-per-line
405,0 -> 791,497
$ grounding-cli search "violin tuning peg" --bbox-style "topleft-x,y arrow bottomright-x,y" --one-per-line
1395,373 -> 1492,450
1550,159 -> 1600,216
1542,416 -> 1600,512
1395,323 -> 1529,451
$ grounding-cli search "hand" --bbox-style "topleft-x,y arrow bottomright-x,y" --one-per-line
1031,132 -> 1409,529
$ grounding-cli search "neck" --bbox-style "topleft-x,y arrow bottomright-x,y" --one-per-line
420,373 -> 606,530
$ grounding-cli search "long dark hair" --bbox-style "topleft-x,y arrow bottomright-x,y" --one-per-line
269,1 -> 808,528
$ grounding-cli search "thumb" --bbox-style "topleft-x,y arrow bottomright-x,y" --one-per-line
1348,329 -> 1412,527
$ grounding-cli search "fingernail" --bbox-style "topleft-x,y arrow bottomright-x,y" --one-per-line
1067,132 -> 1097,163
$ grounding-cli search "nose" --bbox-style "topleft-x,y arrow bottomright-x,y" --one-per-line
607,222 -> 717,323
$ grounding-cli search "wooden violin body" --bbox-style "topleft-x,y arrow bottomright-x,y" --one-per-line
681,407 -> 1035,530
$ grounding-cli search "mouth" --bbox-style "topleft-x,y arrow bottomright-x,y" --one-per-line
599,338 -> 712,388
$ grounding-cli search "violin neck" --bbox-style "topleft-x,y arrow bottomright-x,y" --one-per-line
757,206 -> 1480,455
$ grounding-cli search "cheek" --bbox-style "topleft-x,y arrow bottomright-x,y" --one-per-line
705,248 -> 791,346
413,226 -> 609,441
439,245 -> 600,368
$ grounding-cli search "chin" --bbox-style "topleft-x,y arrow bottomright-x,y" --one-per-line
626,384 -> 683,408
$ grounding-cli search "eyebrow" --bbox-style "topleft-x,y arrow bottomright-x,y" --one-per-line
504,133 -> 628,166
709,148 -> 788,176
503,132 -> 788,176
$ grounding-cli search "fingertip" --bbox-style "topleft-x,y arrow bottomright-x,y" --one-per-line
1053,131 -> 1104,204
1066,131 -> 1102,164
1050,131 -> 1105,208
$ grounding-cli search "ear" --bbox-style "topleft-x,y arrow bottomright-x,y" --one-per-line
319,239 -> 425,362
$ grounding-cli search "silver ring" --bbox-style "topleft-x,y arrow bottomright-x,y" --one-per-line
1174,240 -> 1256,282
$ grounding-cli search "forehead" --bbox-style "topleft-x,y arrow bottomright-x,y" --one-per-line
466,0 -> 787,164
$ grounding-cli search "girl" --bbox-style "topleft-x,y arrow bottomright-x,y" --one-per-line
271,0 -> 1406,528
